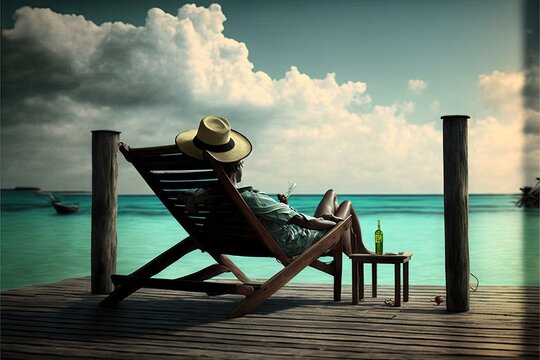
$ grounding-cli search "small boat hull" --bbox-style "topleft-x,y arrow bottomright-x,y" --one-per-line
52,201 -> 79,214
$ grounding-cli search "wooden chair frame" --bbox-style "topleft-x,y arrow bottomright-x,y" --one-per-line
100,143 -> 351,318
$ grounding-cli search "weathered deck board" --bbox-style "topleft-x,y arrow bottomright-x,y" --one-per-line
1,277 -> 539,359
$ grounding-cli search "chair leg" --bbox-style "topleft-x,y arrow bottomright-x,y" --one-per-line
228,265 -> 300,318
309,259 -> 334,275
215,254 -> 251,284
100,236 -> 198,307
333,239 -> 342,302
228,232 -> 342,318
177,264 -> 230,281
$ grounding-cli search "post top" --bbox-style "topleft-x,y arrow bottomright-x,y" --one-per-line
91,130 -> 121,134
441,115 -> 470,120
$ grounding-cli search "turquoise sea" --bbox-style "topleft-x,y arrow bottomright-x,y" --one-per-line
1,189 -> 538,291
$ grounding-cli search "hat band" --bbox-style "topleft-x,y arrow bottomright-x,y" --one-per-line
193,136 -> 235,153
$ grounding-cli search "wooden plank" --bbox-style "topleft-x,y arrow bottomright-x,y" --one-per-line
3,308 -> 536,349
110,275 -> 254,296
151,171 -> 216,181
349,252 -> 413,263
2,324 -> 535,356
123,144 -> 179,157
3,308 -> 537,344
2,288 -> 538,318
3,323 -> 537,358
3,300 -> 537,331
2,316 -> 536,350
157,180 -> 219,189
139,161 -> 211,171
2,284 -> 538,312
2,278 -> 538,359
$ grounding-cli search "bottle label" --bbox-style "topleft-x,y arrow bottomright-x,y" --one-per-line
375,227 -> 383,255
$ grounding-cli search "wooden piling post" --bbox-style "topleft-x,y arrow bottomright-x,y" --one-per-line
91,130 -> 120,294
441,115 -> 470,312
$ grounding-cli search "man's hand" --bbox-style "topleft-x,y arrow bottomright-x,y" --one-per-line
277,194 -> 288,204
288,214 -> 336,230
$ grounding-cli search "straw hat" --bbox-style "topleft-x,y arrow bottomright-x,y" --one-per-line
175,116 -> 252,163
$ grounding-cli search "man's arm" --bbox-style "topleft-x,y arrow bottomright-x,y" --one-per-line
287,214 -> 337,230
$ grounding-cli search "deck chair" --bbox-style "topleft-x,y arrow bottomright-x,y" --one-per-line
100,142 -> 352,318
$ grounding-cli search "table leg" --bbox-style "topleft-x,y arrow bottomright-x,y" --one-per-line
394,263 -> 401,307
352,261 -> 358,305
403,261 -> 409,303
372,263 -> 377,298
359,262 -> 364,302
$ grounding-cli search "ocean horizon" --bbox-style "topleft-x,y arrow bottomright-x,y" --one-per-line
2,187 -> 526,196
1,189 -> 538,291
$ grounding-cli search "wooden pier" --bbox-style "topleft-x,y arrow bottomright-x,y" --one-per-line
1,277 -> 539,359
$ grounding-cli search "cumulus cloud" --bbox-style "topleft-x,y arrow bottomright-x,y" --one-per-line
470,70 -> 529,191
478,71 -> 524,100
0,4 -> 526,194
476,69 -> 539,188
478,70 -> 525,118
407,79 -> 428,94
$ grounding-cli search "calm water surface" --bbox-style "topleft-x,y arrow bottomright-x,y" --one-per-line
1,190 -> 538,290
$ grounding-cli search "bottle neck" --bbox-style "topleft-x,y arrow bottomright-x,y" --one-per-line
377,220 -> 381,230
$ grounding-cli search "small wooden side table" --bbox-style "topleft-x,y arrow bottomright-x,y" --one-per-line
349,252 -> 413,307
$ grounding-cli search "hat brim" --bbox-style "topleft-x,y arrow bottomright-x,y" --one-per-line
175,129 -> 252,163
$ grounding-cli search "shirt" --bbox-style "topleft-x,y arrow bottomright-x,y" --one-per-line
238,186 -> 326,257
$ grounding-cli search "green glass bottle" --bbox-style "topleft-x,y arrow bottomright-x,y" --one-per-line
375,220 -> 383,255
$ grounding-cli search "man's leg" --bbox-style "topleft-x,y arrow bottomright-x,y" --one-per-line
314,189 -> 338,217
335,201 -> 353,254
335,201 -> 371,255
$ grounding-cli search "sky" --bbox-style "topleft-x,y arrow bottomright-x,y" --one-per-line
1,0 -> 539,194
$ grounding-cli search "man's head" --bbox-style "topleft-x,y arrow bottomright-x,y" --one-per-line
223,161 -> 243,183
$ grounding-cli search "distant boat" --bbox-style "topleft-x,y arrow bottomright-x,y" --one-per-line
15,186 -> 41,191
516,178 -> 539,208
51,199 -> 79,214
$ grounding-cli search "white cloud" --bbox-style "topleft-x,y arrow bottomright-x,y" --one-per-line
398,101 -> 415,114
407,79 -> 428,94
469,70 -> 527,192
0,5 -> 526,194
478,70 -> 525,119
469,116 -> 523,193
478,71 -> 524,102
